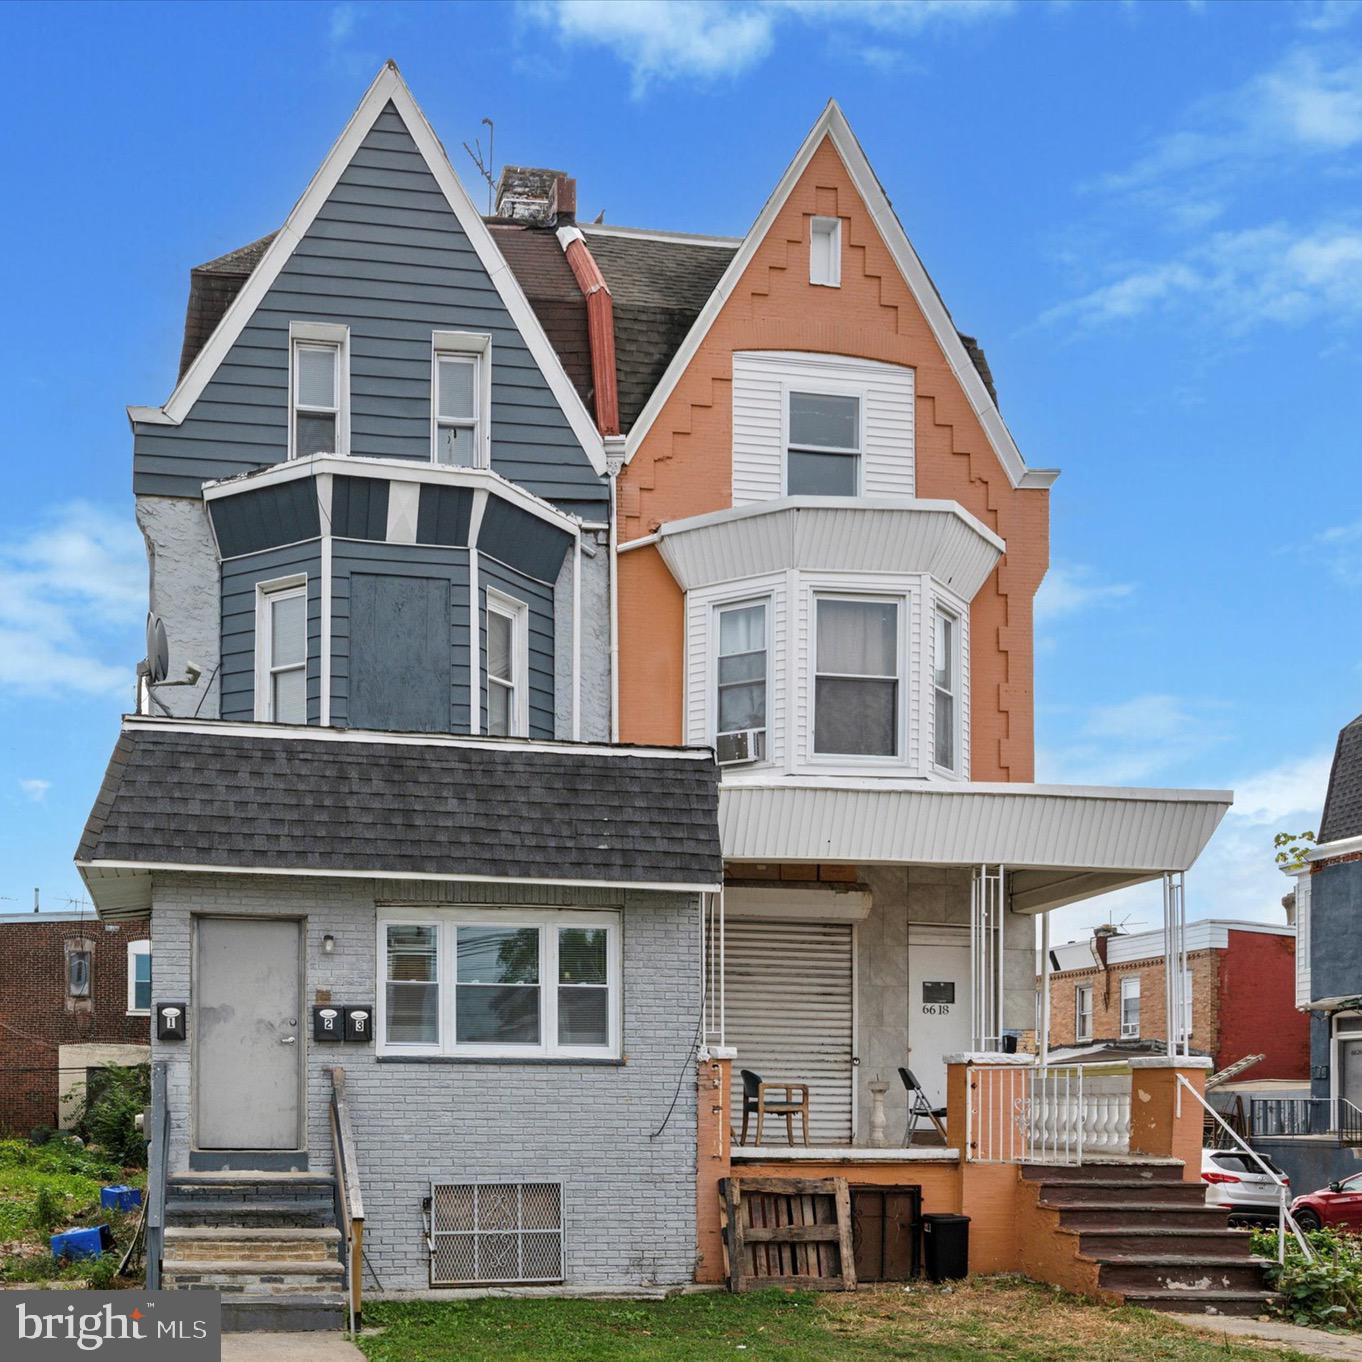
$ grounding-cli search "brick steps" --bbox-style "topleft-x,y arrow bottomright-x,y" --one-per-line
1120,1289 -> 1279,1317
163,1259 -> 345,1293
1096,1255 -> 1273,1295
165,1227 -> 340,1262
1055,1205 -> 1233,1231
1034,1178 -> 1209,1208
1072,1227 -> 1255,1259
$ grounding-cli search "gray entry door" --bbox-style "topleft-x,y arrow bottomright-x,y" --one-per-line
196,918 -> 303,1150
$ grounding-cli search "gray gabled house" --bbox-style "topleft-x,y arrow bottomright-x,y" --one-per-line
76,64 -> 720,1328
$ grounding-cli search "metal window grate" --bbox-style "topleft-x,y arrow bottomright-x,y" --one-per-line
429,1181 -> 563,1285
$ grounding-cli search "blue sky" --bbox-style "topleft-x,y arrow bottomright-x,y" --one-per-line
1,0 -> 1359,939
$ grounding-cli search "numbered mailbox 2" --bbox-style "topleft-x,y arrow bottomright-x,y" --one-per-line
313,1005 -> 343,1042
156,1002 -> 187,1042
343,1005 -> 373,1043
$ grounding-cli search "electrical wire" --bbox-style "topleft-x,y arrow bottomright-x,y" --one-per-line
650,933 -> 708,1141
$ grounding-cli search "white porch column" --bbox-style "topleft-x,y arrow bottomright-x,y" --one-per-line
1163,871 -> 1188,1057
1039,910 -> 1052,1066
970,864 -> 1006,1052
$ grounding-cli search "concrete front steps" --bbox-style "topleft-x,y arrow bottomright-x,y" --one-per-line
1019,1161 -> 1279,1318
163,1171 -> 346,1332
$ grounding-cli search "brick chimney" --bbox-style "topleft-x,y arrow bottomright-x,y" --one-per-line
1092,923 -> 1121,969
494,166 -> 576,227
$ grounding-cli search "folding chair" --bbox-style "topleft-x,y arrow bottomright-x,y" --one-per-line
899,1066 -> 948,1146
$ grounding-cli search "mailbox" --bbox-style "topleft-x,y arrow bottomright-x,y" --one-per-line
343,1005 -> 372,1043
156,1003 -> 187,1042
313,1006 -> 343,1042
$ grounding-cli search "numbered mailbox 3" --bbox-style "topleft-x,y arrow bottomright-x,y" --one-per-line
313,1005 -> 343,1042
156,1002 -> 187,1041
343,1005 -> 372,1043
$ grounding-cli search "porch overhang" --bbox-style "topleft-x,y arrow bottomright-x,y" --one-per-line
718,779 -> 1232,914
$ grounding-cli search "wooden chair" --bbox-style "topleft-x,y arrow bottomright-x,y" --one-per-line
738,1068 -> 811,1146
899,1067 -> 948,1146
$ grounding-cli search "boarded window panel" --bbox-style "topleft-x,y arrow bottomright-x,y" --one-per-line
349,573 -> 450,731
717,920 -> 854,1144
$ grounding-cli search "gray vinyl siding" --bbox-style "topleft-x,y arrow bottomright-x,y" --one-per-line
1310,859 -> 1362,1008
330,539 -> 471,732
220,542 -> 322,723
133,102 -> 606,517
479,554 -> 555,741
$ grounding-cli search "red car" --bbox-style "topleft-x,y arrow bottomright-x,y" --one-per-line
1290,1170 -> 1362,1231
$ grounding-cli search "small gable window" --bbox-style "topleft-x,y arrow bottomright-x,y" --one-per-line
810,216 -> 841,288
289,321 -> 349,459
431,332 -> 492,468
787,391 -> 860,496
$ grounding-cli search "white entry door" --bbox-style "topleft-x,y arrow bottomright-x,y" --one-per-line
722,919 -> 855,1144
906,927 -> 972,1110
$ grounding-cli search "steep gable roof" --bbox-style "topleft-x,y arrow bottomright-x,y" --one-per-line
1319,712 -> 1362,845
131,63 -> 605,475
619,101 -> 1057,490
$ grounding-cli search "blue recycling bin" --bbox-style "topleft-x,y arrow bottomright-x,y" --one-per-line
101,1185 -> 142,1213
50,1226 -> 108,1261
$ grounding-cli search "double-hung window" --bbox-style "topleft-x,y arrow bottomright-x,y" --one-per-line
379,912 -> 620,1058
814,596 -> 899,757
1120,976 -> 1141,1039
127,940 -> 152,1016
715,600 -> 767,764
290,331 -> 347,458
255,579 -> 307,724
431,332 -> 491,467
486,591 -> 528,737
787,391 -> 860,496
1075,984 -> 1094,1042
933,609 -> 960,772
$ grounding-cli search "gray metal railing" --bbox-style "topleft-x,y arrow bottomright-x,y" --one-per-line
145,1062 -> 170,1290
1251,1096 -> 1362,1145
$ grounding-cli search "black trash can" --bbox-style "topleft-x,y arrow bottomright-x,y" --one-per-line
921,1212 -> 969,1282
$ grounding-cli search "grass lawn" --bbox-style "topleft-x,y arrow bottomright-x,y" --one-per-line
359,1277 -> 1316,1362
0,1137 -> 143,1286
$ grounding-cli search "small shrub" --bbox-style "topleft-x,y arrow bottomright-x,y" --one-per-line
76,1065 -> 149,1167
31,1186 -> 62,1234
1252,1224 -> 1362,1329
28,1126 -> 53,1147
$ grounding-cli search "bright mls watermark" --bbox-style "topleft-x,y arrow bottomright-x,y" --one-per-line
5,1291 -> 220,1360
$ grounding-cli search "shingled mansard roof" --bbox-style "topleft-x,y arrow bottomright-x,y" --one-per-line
1318,712 -> 1362,847
76,719 -> 722,916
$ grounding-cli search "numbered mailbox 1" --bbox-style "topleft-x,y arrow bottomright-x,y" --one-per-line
313,1005 -> 343,1042
156,1002 -> 187,1042
343,1005 -> 373,1043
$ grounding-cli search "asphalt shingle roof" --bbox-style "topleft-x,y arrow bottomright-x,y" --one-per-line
78,724 -> 722,889
1320,712 -> 1362,844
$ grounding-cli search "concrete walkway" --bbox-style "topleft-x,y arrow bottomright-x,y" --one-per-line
1171,1314 -> 1362,1360
222,1333 -> 365,1362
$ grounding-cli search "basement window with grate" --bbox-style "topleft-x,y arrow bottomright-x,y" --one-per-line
428,1181 -> 563,1285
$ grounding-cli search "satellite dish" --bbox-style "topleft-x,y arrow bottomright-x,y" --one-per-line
145,613 -> 169,684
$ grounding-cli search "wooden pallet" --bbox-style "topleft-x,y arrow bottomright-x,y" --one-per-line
719,1176 -> 856,1292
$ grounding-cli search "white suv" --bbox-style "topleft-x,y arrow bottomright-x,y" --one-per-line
1201,1148 -> 1289,1224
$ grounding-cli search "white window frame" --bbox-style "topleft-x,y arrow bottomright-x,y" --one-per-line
376,908 -> 622,1060
127,940 -> 152,1016
254,575 -> 308,724
288,321 -> 349,459
1120,975 -> 1141,1039
712,597 -> 771,766
783,386 -> 863,497
1075,984 -> 1093,1042
932,606 -> 962,775
809,216 -> 842,287
485,589 -> 529,739
431,331 -> 493,469
809,590 -> 905,764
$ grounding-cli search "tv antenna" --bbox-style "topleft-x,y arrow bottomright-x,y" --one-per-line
464,118 -> 495,214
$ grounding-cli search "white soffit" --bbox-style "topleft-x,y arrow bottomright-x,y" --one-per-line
718,781 -> 1232,915
621,99 -> 1060,492
128,63 -> 606,475
649,497 -> 1004,598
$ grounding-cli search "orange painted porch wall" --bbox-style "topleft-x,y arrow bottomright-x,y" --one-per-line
617,136 -> 1050,779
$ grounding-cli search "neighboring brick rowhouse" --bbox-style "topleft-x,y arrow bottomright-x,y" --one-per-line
0,916 -> 151,1135
149,874 -> 700,1290
617,136 -> 1050,780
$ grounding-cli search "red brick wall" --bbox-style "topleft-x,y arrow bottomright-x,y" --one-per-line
0,917 -> 151,1135
1218,929 -> 1309,1080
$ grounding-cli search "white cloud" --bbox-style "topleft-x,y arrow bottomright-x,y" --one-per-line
1041,223 -> 1362,332
1035,562 -> 1135,624
523,0 -> 1015,93
18,778 -> 51,803
0,502 -> 144,698
1307,514 -> 1362,585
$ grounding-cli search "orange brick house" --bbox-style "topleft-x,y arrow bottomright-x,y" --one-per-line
495,102 -> 1266,1311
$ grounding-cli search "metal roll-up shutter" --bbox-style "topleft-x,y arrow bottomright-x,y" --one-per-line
721,919 -> 854,1144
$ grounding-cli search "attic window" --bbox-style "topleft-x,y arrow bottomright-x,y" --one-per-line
810,217 -> 841,288
289,321 -> 349,458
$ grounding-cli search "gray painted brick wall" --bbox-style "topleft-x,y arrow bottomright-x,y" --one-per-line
149,873 -> 700,1288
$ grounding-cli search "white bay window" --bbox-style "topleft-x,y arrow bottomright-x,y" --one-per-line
486,591 -> 528,738
933,609 -> 960,773
813,596 -> 899,757
255,578 -> 308,724
378,911 -> 620,1058
715,600 -> 768,765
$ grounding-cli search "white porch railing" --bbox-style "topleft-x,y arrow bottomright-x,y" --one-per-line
968,1063 -> 1132,1165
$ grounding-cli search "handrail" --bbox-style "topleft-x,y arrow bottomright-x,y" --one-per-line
1176,1073 -> 1313,1265
329,1067 -> 365,1334
145,1062 -> 170,1290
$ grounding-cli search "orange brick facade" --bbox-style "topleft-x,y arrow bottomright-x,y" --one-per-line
616,136 -> 1049,780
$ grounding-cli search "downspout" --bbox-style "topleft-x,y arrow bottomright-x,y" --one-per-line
605,437 -> 625,741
